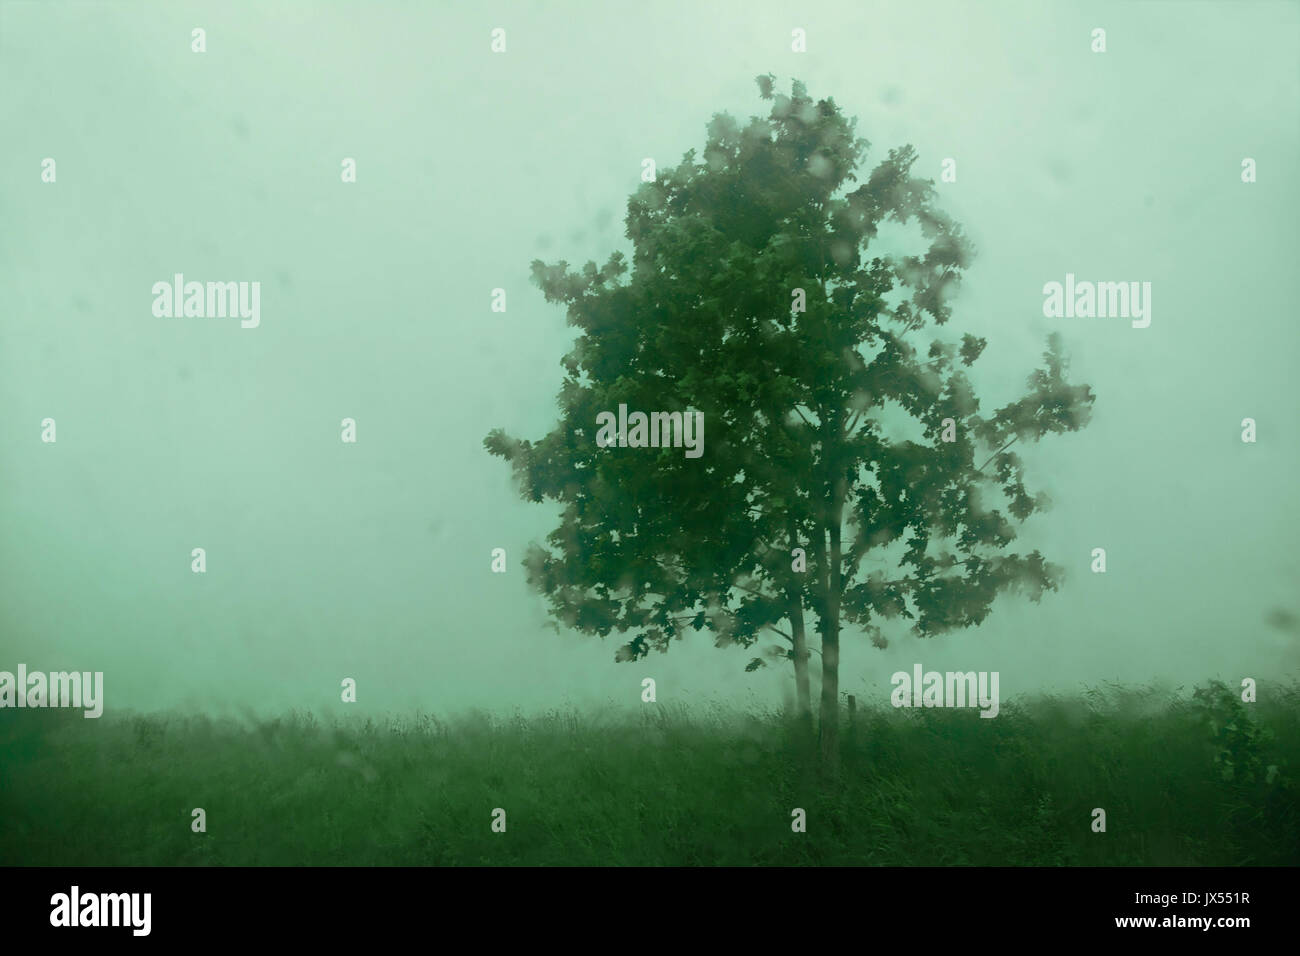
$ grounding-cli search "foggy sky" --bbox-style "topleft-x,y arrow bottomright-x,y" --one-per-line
1,0 -> 1297,718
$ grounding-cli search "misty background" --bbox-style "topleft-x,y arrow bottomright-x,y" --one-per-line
1,0 -> 1297,719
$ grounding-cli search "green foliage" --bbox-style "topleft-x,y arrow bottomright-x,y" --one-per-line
1191,680 -> 1273,785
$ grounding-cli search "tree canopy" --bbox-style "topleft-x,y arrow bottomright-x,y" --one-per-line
486,75 -> 1095,765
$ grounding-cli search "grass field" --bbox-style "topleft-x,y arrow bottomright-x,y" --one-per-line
1,680 -> 1296,866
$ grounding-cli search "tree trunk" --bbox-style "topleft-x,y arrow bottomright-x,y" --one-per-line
790,598 -> 813,735
819,491 -> 845,772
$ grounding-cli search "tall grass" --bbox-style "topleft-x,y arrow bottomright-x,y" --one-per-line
1,681 -> 1295,865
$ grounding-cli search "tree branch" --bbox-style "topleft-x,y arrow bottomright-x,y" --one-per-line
977,436 -> 1019,473
766,624 -> 793,642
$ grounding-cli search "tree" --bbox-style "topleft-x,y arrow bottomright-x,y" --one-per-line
485,75 -> 1095,767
